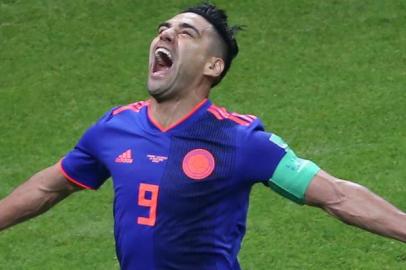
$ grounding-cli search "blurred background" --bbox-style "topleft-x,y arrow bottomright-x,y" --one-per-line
0,0 -> 405,269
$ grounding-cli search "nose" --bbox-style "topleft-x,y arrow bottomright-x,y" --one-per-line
159,28 -> 175,43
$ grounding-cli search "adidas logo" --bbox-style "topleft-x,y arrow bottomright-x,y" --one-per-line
115,149 -> 133,164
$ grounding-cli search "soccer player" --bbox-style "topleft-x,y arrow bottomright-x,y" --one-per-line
0,3 -> 405,270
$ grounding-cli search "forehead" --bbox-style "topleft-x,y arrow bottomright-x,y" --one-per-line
166,12 -> 214,32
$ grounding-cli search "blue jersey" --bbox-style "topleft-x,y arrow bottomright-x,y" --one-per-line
60,99 -> 288,270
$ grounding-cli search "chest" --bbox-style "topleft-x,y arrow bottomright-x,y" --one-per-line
101,129 -> 240,204
98,121 -> 248,230
104,129 -> 237,183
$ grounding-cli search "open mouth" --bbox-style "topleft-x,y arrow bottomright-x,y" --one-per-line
152,47 -> 173,77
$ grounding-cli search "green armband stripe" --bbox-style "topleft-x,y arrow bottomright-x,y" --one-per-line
269,150 -> 320,204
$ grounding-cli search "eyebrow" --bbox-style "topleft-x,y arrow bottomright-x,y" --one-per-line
157,22 -> 201,37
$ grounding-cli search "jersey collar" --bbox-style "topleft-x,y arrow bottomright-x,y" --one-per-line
143,99 -> 211,133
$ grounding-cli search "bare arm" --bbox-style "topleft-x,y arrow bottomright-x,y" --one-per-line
305,170 -> 406,242
0,163 -> 81,231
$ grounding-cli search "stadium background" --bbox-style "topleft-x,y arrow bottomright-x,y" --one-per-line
0,0 -> 405,269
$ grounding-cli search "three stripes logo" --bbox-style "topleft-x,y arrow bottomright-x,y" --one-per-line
115,149 -> 133,164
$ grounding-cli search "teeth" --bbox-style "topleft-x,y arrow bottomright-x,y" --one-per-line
155,48 -> 172,60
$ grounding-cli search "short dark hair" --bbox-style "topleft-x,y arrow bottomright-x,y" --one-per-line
182,2 -> 242,87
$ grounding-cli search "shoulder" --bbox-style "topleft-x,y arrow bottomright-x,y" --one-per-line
86,100 -> 148,133
93,100 -> 149,124
206,103 -> 262,128
111,100 -> 149,116
76,100 -> 148,149
205,104 -> 287,150
206,103 -> 265,133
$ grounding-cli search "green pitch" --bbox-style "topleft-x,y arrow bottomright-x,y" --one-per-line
1,0 -> 405,269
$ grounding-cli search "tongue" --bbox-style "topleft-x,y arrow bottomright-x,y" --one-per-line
156,63 -> 170,73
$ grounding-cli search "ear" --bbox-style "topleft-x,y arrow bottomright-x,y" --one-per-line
203,57 -> 225,79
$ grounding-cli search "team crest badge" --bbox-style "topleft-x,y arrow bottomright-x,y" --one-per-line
182,149 -> 215,180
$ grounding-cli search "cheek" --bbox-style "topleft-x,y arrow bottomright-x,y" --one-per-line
181,45 -> 207,68
149,38 -> 159,56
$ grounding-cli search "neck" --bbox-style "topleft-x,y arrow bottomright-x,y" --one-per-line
148,94 -> 208,130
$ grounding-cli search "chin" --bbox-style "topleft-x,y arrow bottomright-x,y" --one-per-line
147,83 -> 170,100
147,86 -> 163,98
147,78 -> 162,93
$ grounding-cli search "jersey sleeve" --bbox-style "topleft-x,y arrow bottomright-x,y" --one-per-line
60,109 -> 114,190
239,120 -> 286,182
239,119 -> 320,204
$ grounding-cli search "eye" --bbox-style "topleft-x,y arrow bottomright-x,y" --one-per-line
180,30 -> 193,37
158,26 -> 168,34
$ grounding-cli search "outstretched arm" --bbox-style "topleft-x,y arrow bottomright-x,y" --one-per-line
248,131 -> 406,242
0,163 -> 80,231
305,170 -> 406,242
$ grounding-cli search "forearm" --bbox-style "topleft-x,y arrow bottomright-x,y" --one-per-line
0,165 -> 76,231
322,180 -> 406,242
306,171 -> 406,243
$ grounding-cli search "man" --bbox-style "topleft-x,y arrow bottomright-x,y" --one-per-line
0,3 -> 405,270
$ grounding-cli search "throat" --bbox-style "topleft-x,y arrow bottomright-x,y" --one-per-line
147,98 -> 207,132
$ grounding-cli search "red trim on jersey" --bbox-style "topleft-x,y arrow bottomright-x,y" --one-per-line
207,107 -> 223,120
208,105 -> 254,126
147,99 -> 208,132
231,112 -> 256,122
228,114 -> 250,126
215,106 -> 229,119
113,100 -> 149,115
58,160 -> 94,190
